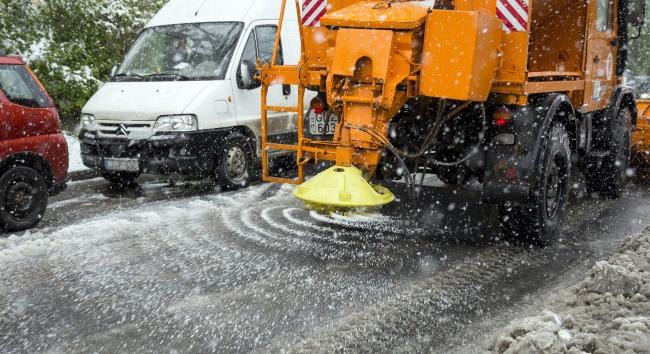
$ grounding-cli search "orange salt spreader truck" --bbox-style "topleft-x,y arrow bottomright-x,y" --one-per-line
257,0 -> 645,242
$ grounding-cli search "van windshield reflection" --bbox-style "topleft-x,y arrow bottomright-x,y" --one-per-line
114,22 -> 243,82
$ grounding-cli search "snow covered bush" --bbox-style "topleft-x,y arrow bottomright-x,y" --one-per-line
628,20 -> 650,77
0,0 -> 165,123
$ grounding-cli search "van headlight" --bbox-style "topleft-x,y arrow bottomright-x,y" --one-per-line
154,115 -> 198,132
81,113 -> 97,131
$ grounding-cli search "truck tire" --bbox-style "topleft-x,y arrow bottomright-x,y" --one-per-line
499,123 -> 571,244
213,132 -> 253,190
0,166 -> 49,232
101,171 -> 140,187
585,107 -> 632,198
437,165 -> 467,187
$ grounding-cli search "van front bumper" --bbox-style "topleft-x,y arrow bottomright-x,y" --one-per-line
79,130 -> 230,176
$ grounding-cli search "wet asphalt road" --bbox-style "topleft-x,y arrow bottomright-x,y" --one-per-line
1,174 -> 650,353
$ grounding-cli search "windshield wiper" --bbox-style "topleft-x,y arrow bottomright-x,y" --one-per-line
113,73 -> 144,80
143,72 -> 191,81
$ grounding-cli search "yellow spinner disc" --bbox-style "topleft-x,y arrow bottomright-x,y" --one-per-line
293,165 -> 395,209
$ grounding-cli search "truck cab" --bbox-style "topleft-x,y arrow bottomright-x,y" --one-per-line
79,0 -> 310,189
0,55 -> 68,231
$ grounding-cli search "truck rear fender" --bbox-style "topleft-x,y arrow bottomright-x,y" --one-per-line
610,87 -> 638,128
483,94 -> 577,203
592,87 -> 638,148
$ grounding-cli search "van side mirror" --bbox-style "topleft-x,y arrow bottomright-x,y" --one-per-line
627,0 -> 645,27
110,65 -> 119,78
239,60 -> 260,90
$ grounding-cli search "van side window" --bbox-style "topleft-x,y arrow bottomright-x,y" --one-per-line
237,25 -> 283,89
596,0 -> 614,32
240,32 -> 258,67
255,26 -> 283,66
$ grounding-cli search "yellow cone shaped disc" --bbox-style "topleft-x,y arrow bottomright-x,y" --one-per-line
293,166 -> 395,208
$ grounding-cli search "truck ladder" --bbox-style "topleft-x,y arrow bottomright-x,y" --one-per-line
260,0 -> 307,185
260,79 -> 306,185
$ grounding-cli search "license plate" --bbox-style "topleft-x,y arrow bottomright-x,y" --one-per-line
309,111 -> 339,135
104,158 -> 139,172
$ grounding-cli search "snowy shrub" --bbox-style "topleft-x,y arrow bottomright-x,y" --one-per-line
0,0 -> 166,124
628,20 -> 650,77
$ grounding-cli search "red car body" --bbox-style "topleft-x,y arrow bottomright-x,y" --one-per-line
0,55 -> 68,230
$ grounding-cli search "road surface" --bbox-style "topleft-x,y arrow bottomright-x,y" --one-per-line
1,175 -> 650,353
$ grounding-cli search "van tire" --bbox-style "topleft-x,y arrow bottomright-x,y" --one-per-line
0,167 -> 49,232
585,107 -> 632,198
214,132 -> 253,190
101,171 -> 140,187
499,123 -> 571,245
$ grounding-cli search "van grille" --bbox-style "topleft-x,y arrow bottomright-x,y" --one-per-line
97,121 -> 153,139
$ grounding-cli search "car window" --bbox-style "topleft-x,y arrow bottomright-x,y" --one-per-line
237,25 -> 284,89
255,26 -> 283,66
239,25 -> 283,67
0,65 -> 52,108
240,31 -> 257,66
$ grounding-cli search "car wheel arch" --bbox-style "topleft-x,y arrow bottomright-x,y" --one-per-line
0,152 -> 53,188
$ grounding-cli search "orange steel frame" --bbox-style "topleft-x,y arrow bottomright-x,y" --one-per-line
260,0 -> 621,185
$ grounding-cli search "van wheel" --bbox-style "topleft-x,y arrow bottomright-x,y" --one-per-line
101,171 -> 140,187
0,167 -> 49,232
585,107 -> 632,198
214,132 -> 253,190
499,123 -> 571,245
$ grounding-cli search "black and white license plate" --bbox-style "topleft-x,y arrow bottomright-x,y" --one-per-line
104,158 -> 139,172
308,111 -> 339,135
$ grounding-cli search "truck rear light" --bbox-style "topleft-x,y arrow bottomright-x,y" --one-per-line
310,97 -> 325,114
505,166 -> 518,180
493,106 -> 512,126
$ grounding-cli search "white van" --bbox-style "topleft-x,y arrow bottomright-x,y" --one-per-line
79,0 -> 310,188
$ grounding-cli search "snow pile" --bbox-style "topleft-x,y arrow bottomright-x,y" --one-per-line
489,230 -> 650,354
64,131 -> 88,173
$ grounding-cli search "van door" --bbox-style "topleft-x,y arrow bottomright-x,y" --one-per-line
231,23 -> 296,146
584,0 -> 618,111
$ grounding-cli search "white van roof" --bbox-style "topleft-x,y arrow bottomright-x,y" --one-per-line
146,0 -> 299,28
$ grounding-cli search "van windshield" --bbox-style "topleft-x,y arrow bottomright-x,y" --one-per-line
115,22 -> 243,82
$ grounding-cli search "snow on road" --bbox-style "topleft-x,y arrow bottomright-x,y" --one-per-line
3,177 -> 650,353
0,183 -> 432,352
489,229 -> 650,354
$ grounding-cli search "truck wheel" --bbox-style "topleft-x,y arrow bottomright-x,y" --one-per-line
437,165 -> 467,187
585,107 -> 632,198
214,132 -> 253,190
0,167 -> 49,231
499,123 -> 571,244
101,171 -> 140,187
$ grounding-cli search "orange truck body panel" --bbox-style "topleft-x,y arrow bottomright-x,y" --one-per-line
633,100 -> 650,159
420,10 -> 503,101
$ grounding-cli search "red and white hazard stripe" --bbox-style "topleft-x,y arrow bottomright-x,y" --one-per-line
496,0 -> 529,32
302,0 -> 328,27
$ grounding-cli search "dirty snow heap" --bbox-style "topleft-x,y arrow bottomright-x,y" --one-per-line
490,229 -> 650,353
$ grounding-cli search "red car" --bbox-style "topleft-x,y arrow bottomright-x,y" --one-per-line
0,55 -> 68,231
